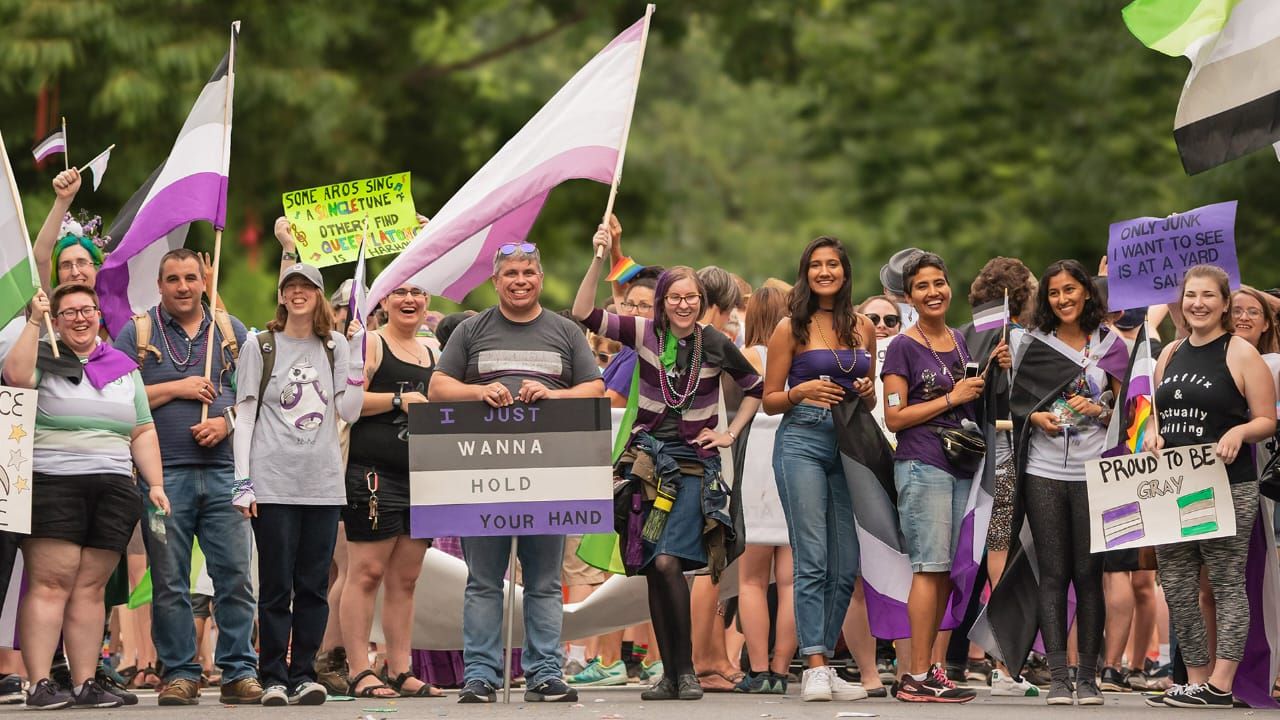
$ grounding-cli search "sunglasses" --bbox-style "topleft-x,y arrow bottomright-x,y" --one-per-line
866,313 -> 901,328
499,243 -> 537,256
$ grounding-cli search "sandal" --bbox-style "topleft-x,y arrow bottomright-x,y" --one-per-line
385,670 -> 443,698
130,666 -> 160,690
347,669 -> 397,699
696,669 -> 742,693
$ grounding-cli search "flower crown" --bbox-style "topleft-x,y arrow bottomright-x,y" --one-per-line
59,210 -> 107,249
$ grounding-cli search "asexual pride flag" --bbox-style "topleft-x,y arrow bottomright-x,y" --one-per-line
408,398 -> 613,537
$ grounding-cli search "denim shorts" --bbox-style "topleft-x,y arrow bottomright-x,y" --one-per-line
894,459 -> 971,572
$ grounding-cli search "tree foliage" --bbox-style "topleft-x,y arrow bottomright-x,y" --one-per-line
0,0 -> 1276,324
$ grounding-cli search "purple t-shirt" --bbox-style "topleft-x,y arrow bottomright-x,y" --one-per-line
880,330 -> 977,478
601,346 -> 637,395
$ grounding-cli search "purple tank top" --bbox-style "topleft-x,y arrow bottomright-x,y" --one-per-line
788,349 -> 871,391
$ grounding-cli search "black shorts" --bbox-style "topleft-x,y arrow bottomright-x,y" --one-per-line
343,462 -> 414,542
1103,547 -> 1141,573
30,472 -> 142,554
192,593 -> 212,619
342,505 -> 413,542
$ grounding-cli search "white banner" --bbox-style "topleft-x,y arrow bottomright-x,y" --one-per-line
0,387 -> 36,535
1086,443 -> 1236,553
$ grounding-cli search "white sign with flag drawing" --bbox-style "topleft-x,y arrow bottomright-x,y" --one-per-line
0,387 -> 37,534
1085,444 -> 1235,553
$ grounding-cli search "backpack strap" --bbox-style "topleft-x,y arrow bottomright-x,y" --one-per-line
212,308 -> 239,364
255,330 -> 276,420
132,312 -> 163,366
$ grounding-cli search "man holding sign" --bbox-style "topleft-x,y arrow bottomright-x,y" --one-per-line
1142,265 -> 1275,709
428,243 -> 603,704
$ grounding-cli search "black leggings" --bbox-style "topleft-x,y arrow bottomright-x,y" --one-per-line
645,554 -> 693,678
1023,474 -> 1104,665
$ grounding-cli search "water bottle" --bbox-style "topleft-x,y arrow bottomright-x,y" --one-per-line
148,506 -> 167,545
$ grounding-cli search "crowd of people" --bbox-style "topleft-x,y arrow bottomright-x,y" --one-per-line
0,166 -> 1275,711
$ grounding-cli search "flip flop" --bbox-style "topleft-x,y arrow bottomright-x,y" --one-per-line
696,669 -> 741,693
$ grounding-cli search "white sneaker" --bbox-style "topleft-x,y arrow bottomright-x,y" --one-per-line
287,681 -> 326,705
261,685 -> 288,707
828,671 -> 869,701
990,669 -> 1040,697
801,667 -> 833,702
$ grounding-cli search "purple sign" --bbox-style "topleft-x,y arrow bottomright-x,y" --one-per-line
1106,200 -> 1238,311
407,399 -> 613,538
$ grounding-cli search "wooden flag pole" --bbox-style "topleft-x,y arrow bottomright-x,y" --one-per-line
77,144 -> 115,173
43,312 -> 58,358
199,21 -> 238,424
61,117 -> 68,172
596,4 -> 655,259
0,130 -> 58,357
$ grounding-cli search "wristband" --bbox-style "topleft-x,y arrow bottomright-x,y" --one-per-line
281,250 -> 300,263
727,429 -> 737,441
346,377 -> 366,387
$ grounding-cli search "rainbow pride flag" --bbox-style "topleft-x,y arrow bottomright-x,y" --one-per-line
606,256 -> 643,283
1104,325 -> 1156,456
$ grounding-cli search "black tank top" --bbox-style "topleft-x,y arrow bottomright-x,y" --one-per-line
349,335 -> 434,487
1154,333 -> 1254,484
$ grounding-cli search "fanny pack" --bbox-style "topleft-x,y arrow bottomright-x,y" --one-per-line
931,425 -> 985,474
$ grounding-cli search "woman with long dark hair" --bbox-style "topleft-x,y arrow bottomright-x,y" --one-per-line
1144,266 -> 1275,708
573,227 -> 762,701
1015,260 -> 1122,705
763,237 -> 877,702
881,252 -> 1008,704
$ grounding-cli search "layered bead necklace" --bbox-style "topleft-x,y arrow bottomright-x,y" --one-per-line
657,325 -> 704,411
155,306 -> 208,370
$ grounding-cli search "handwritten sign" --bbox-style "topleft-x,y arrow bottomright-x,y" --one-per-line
1085,444 -> 1235,552
281,172 -> 419,268
408,399 -> 613,537
0,387 -> 36,535
1105,201 -> 1238,310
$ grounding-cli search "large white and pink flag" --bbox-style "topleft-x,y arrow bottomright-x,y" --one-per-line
97,22 -> 238,335
367,7 -> 654,306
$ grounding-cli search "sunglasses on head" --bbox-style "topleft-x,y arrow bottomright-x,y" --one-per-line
866,313 -> 901,328
499,243 -> 537,256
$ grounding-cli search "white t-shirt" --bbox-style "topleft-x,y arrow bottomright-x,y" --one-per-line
1024,329 -> 1111,482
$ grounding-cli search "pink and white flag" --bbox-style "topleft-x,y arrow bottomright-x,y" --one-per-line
97,22 -> 238,336
368,7 -> 654,307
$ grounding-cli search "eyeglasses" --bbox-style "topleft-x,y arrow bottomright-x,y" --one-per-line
664,293 -> 702,307
498,243 -> 537,256
56,305 -> 100,321
58,258 -> 94,273
866,313 -> 901,328
596,351 -> 613,364
389,288 -> 428,299
620,301 -> 654,313
1232,307 -> 1264,319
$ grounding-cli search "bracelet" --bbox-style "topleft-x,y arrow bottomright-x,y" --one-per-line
346,377 -> 365,387
786,388 -> 799,406
944,393 -> 953,410
281,250 -> 300,263
727,429 -> 737,441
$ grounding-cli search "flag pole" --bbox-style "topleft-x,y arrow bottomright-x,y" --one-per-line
77,144 -> 115,173
200,21 -> 238,423
596,4 -> 655,259
61,117 -> 68,172
0,132 -> 58,357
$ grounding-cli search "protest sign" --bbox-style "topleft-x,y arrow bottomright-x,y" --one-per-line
0,387 -> 35,535
281,172 -> 419,268
408,398 -> 613,537
1105,200 -> 1238,310
1085,443 -> 1235,553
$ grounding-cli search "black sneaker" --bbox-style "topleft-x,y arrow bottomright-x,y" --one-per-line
94,668 -> 138,706
73,679 -> 125,708
524,677 -> 578,702
945,663 -> 966,684
25,679 -> 72,710
1099,666 -> 1128,692
965,658 -> 993,684
894,667 -> 976,703
1163,682 -> 1233,708
1022,654 -> 1052,687
50,655 -> 71,691
458,678 -> 496,704
0,673 -> 23,704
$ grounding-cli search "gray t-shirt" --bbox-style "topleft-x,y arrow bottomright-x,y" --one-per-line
436,307 -> 600,392
236,330 -> 350,505
113,306 -> 248,468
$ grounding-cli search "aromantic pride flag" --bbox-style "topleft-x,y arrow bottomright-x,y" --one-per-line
0,131 -> 42,326
1123,0 -> 1280,173
367,7 -> 655,307
97,22 -> 238,336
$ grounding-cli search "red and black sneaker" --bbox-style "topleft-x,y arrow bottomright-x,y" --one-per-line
894,665 -> 977,703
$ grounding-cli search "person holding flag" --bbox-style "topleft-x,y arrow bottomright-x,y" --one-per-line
32,170 -> 100,297
1012,260 -> 1125,705
1144,265 -> 1277,708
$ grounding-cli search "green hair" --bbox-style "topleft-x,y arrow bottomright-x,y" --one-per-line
50,235 -> 104,288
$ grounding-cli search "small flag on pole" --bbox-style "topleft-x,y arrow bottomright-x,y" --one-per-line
605,256 -> 643,283
0,132 -> 43,326
80,145 -> 114,191
31,131 -> 66,163
972,296 -> 1009,333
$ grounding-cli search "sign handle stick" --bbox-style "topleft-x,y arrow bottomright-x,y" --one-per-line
43,312 -> 58,358
596,4 -> 655,258
502,536 -> 518,704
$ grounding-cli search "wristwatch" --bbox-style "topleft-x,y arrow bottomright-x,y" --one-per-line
392,388 -> 403,411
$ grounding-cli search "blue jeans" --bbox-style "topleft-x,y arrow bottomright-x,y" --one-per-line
773,404 -> 858,657
894,459 -> 970,572
140,465 -> 257,683
461,535 -> 565,687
